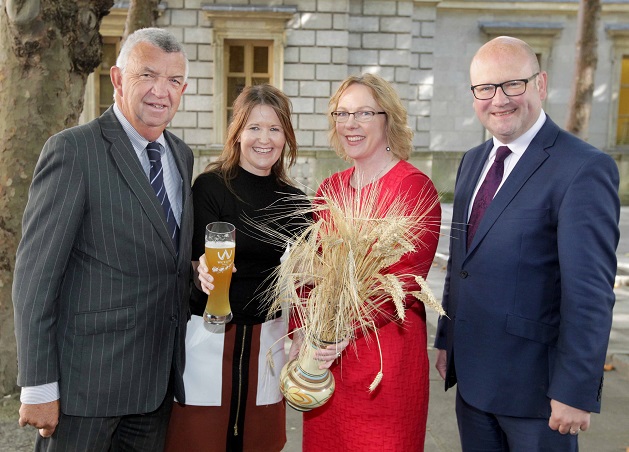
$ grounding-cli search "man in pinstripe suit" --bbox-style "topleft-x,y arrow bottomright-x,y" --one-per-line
13,28 -> 194,451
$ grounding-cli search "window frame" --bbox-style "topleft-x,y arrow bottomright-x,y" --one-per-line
607,25 -> 629,149
205,6 -> 295,143
615,55 -> 629,146
223,39 -> 274,128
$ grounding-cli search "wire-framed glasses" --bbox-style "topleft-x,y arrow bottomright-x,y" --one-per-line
330,111 -> 387,123
471,73 -> 539,100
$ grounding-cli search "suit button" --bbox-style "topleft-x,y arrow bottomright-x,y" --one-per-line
460,271 -> 468,279
171,315 -> 178,322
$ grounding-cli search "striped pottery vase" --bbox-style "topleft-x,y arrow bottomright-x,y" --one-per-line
279,339 -> 336,411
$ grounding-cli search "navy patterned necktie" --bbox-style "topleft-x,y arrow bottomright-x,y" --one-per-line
147,141 -> 179,252
467,146 -> 512,248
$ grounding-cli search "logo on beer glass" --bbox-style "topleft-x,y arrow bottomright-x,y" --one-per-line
214,249 -> 233,267
210,247 -> 233,274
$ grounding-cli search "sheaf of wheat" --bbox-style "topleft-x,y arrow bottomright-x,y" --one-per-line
254,180 -> 444,391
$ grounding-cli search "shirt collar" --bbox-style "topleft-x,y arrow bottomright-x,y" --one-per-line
113,103 -> 166,153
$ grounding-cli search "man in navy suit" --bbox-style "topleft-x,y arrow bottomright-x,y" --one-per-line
13,28 -> 193,450
434,36 -> 620,450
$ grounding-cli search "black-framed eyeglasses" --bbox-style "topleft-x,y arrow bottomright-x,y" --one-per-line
471,73 -> 539,100
331,111 -> 387,123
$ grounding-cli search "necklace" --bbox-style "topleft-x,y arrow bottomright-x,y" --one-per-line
352,157 -> 395,189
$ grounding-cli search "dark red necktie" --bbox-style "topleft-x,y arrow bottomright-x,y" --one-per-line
467,146 -> 512,248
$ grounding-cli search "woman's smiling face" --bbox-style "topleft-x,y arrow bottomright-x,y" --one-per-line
334,83 -> 388,163
238,105 -> 286,176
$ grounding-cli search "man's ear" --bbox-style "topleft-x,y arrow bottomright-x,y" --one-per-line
110,66 -> 122,98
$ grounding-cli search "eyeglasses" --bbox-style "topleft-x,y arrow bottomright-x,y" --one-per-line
331,111 -> 387,123
471,73 -> 539,100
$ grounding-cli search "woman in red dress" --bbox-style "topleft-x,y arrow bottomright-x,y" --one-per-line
292,73 -> 441,451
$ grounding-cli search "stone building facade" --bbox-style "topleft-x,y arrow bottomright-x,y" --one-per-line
86,0 -> 629,202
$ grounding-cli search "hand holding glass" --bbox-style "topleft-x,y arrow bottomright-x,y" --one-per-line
203,222 -> 235,324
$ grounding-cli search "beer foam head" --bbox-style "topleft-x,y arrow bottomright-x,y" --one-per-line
205,240 -> 235,249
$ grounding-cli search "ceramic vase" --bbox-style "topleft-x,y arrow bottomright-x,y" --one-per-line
279,339 -> 335,411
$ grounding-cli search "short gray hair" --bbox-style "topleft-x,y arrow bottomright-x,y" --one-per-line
116,28 -> 189,81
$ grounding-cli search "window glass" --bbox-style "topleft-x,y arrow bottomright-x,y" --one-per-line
229,46 -> 245,73
253,46 -> 269,73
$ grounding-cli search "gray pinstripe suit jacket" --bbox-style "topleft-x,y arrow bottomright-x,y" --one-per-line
12,106 -> 193,417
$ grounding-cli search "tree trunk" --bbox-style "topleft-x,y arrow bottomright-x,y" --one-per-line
565,0 -> 601,139
122,0 -> 160,42
0,0 -> 113,395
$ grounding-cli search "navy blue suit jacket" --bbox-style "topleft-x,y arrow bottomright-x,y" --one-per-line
434,116 -> 620,418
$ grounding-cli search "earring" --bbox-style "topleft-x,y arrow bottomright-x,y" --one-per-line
386,146 -> 391,152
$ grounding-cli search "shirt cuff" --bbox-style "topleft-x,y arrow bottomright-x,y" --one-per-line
20,382 -> 60,404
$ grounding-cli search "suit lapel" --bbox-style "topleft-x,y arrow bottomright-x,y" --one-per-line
461,142 -> 492,216
99,107 -> 178,257
455,142 -> 491,257
466,118 -> 558,255
164,131 -> 193,264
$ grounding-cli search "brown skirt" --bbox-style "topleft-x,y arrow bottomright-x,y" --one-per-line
164,320 -> 286,452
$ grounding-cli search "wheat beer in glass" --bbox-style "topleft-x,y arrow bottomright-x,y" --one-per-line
203,222 -> 235,324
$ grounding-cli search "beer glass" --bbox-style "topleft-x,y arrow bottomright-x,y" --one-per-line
203,222 -> 236,324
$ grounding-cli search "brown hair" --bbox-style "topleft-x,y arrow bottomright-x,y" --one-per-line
328,73 -> 413,161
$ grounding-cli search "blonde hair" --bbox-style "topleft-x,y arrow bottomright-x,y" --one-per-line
205,84 -> 298,188
328,73 -> 413,161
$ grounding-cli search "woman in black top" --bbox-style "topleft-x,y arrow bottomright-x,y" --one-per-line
165,85 -> 308,452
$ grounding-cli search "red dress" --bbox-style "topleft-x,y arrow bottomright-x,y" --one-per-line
302,160 -> 441,452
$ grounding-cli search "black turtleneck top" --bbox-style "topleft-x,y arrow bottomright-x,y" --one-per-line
190,167 -> 309,324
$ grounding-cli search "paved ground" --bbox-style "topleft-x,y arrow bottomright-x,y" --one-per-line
2,205 -> 628,451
